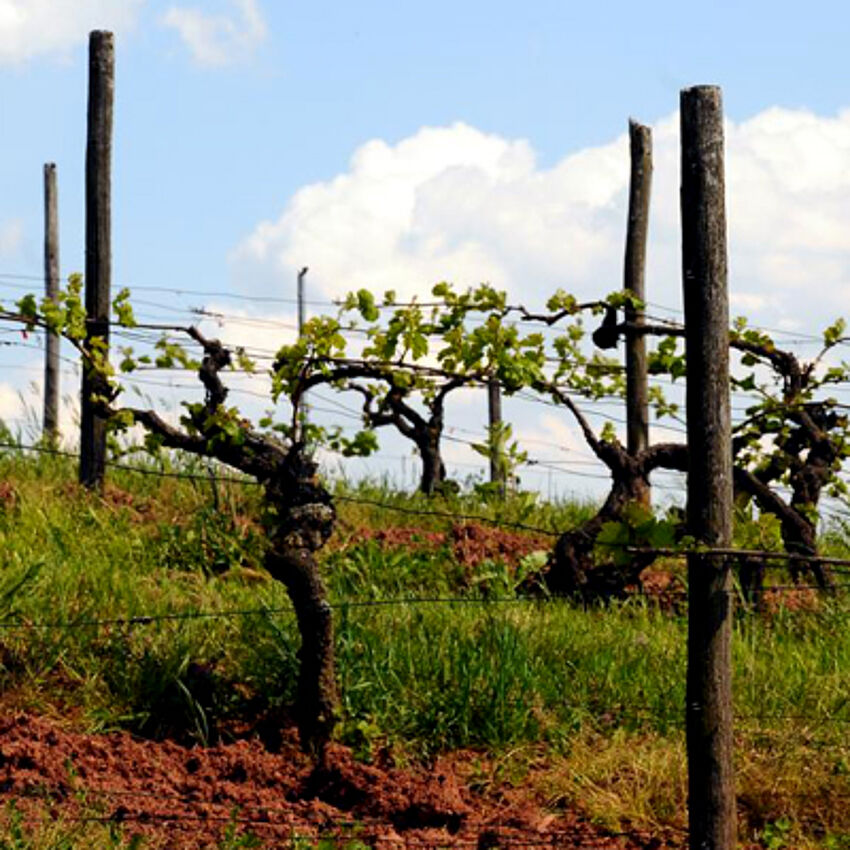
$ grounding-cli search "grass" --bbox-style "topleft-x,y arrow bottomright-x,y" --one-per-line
0,799 -> 353,849
0,449 -> 849,845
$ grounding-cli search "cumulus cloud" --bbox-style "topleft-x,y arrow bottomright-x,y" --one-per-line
0,0 -> 142,65
0,365 -> 79,445
161,0 -> 266,67
232,121 -> 624,303
233,108 -> 850,338
0,219 -> 22,258
0,382 -> 20,421
228,107 -> 850,495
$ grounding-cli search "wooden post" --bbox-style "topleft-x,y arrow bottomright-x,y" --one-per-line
680,85 -> 736,850
296,266 -> 309,442
488,377 -> 505,493
43,163 -> 60,446
298,266 -> 308,335
624,120 -> 652,504
79,30 -> 114,490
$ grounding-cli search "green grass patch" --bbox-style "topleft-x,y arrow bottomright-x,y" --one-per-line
1,453 -> 849,844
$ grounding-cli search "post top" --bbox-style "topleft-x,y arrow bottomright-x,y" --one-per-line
681,84 -> 722,99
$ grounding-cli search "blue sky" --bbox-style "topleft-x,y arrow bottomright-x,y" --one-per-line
3,0 -> 848,289
2,0 -> 850,496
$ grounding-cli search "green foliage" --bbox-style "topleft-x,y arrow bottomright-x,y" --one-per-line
531,290 -> 644,405
234,347 -> 256,374
157,504 -> 266,576
824,318 -> 847,348
112,287 -> 136,328
594,502 -> 678,567
599,421 -> 618,443
12,273 -> 87,340
471,421 -> 527,491
0,799 -> 146,848
546,289 -> 579,313
352,288 -> 379,322
218,817 -> 264,849
758,816 -> 794,850
734,504 -> 783,553
604,290 -> 643,311
329,428 -> 379,458
273,315 -> 347,402
271,281 -> 550,482
153,337 -> 200,371
648,335 -> 686,381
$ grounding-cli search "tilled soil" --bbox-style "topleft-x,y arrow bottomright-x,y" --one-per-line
0,713 -> 683,849
352,522 -> 552,568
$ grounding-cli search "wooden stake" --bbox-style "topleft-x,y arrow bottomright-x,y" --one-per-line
624,120 -> 652,504
488,376 -> 505,493
80,30 -> 114,490
43,163 -> 60,446
296,266 -> 309,442
680,85 -> 736,850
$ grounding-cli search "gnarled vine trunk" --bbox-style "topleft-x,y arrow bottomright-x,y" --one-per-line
734,464 -> 833,593
535,439 -> 687,602
417,427 -> 447,496
112,331 -> 342,764
542,463 -> 655,601
263,450 -> 338,762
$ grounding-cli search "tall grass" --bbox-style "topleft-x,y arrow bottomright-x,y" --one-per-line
1,452 -> 849,844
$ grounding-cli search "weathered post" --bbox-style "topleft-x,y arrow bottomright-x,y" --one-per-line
680,86 -> 736,849
297,266 -> 308,336
488,377 -> 505,493
624,119 -> 652,504
79,30 -> 114,490
296,266 -> 309,442
43,163 -> 60,446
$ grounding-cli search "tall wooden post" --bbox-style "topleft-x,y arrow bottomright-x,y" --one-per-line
43,163 -> 60,446
297,266 -> 308,335
488,377 -> 505,493
296,266 -> 309,442
624,120 -> 652,504
680,85 -> 736,850
79,30 -> 114,490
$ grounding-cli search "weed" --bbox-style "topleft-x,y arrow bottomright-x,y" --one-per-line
759,816 -> 793,850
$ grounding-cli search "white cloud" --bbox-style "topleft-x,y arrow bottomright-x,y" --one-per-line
232,120 -> 636,303
0,219 -> 22,258
200,304 -> 297,357
218,107 -> 850,496
161,0 -> 266,67
0,382 -> 19,421
0,0 -> 142,65
0,366 -> 79,446
233,108 -> 850,339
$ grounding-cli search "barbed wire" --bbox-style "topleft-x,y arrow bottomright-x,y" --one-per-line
2,582 -> 849,634
1,272 -> 837,355
8,781 -> 647,846
3,441 -> 850,566
0,422 -> 608,487
0,441 -> 262,485
3,803 -> 637,849
5,439 -> 850,572
77,272 -> 838,355
0,273 -> 334,308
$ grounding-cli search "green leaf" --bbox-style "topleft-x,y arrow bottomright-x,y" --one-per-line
356,289 -> 379,322
824,317 -> 847,347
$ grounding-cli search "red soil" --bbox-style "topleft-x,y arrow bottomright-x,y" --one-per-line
0,713 -> 683,848
354,522 -> 551,569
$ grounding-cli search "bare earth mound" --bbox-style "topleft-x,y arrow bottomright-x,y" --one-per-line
0,713 -> 683,848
